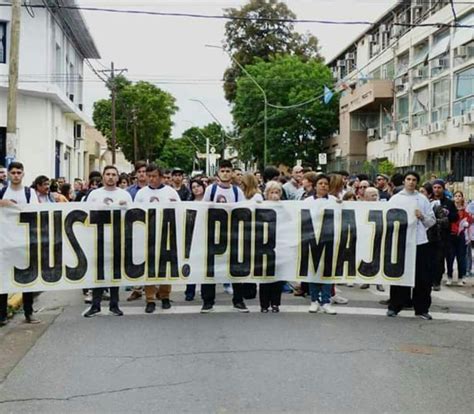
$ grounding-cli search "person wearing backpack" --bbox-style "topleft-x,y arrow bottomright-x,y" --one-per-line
0,162 -> 40,326
200,160 -> 247,313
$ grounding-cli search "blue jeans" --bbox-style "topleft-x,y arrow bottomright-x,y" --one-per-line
309,283 -> 331,305
447,234 -> 467,279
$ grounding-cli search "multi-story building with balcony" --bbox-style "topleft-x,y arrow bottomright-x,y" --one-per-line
326,0 -> 474,180
0,0 -> 100,183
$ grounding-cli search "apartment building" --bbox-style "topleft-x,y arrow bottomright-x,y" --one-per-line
326,0 -> 474,180
0,0 -> 100,184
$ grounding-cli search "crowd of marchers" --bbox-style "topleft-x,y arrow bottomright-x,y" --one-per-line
0,160 -> 472,326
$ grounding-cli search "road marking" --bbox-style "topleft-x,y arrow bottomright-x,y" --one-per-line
82,305 -> 474,322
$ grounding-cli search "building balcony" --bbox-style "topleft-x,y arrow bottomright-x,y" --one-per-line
340,80 -> 394,114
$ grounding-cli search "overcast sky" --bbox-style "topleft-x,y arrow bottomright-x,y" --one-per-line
79,0 -> 397,137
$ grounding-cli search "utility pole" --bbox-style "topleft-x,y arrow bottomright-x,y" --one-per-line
6,0 -> 21,167
132,108 -> 138,163
99,62 -> 127,165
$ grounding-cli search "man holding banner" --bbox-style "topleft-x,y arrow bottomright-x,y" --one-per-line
83,166 -> 133,318
0,162 -> 40,325
387,172 -> 435,320
135,164 -> 180,314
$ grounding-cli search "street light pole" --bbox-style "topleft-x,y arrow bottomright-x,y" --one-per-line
189,98 -> 231,161
205,44 -> 268,166
183,120 -> 210,175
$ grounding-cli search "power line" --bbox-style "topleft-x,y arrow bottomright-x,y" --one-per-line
0,3 -> 472,28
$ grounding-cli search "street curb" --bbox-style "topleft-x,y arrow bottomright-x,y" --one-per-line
7,293 -> 22,311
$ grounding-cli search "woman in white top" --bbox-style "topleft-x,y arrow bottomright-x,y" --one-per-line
241,173 -> 264,202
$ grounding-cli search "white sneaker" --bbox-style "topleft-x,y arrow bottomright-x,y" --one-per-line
223,285 -> 234,295
308,302 -> 320,313
331,294 -> 348,305
457,279 -> 466,286
346,283 -> 354,287
321,303 -> 337,315
446,279 -> 453,286
84,292 -> 93,304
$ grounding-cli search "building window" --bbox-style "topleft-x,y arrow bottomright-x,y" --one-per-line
432,78 -> 450,123
411,87 -> 429,129
396,95 -> 409,132
396,53 -> 409,77
452,12 -> 474,50
411,41 -> 429,69
0,22 -> 6,64
382,60 -> 395,80
453,66 -> 474,116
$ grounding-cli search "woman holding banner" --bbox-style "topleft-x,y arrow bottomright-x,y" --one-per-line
304,174 -> 337,315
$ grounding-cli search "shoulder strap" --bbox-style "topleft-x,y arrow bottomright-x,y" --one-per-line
0,186 -> 7,200
210,183 -> 218,202
232,185 -> 239,202
24,187 -> 31,203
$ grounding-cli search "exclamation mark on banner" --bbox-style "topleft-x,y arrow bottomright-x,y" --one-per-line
181,210 -> 197,277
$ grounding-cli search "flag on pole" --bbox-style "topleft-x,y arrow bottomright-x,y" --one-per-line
323,86 -> 334,104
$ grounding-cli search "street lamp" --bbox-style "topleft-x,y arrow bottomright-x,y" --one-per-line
205,44 -> 268,166
183,120 -> 210,176
189,98 -> 233,160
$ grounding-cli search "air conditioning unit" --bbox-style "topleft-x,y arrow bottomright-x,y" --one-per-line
395,79 -> 408,93
380,24 -> 388,33
345,53 -> 355,60
400,124 -> 410,134
335,148 -> 342,158
367,128 -> 377,138
413,68 -> 424,78
391,26 -> 401,37
372,45 -> 381,54
462,110 -> 474,125
383,135 -> 390,144
455,46 -> 468,57
434,121 -> 446,132
421,126 -> 429,135
433,58 -> 448,69
337,60 -> 346,67
389,130 -> 398,142
452,117 -> 461,128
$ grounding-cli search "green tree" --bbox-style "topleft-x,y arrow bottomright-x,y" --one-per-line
223,0 -> 322,102
93,79 -> 178,162
378,160 -> 396,176
232,55 -> 338,168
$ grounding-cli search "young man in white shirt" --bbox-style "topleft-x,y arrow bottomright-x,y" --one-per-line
135,164 -> 180,313
83,165 -> 133,318
0,162 -> 40,325
201,160 -> 249,313
387,171 -> 436,320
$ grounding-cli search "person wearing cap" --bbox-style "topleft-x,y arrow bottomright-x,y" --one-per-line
375,174 -> 391,201
432,179 -> 458,290
171,168 -> 191,201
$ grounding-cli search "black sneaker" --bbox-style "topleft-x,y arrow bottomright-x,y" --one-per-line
145,302 -> 156,314
185,295 -> 194,302
25,315 -> 41,324
386,309 -> 398,317
84,306 -> 101,318
200,303 -> 214,313
109,306 -> 124,316
271,305 -> 280,313
417,313 -> 433,320
161,298 -> 171,310
0,317 -> 9,327
233,302 -> 249,313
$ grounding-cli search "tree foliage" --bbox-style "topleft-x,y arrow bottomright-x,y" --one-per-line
232,55 -> 338,168
93,77 -> 178,163
223,0 -> 322,102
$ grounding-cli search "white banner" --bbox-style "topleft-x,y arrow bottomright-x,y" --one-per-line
0,200 -> 418,293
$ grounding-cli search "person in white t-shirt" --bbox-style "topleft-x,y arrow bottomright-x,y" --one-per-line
0,162 -> 40,326
83,166 -> 133,318
201,160 -> 248,314
304,174 -> 338,316
135,164 -> 180,314
241,173 -> 263,202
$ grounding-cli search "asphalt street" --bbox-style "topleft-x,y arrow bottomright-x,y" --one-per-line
0,283 -> 472,414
